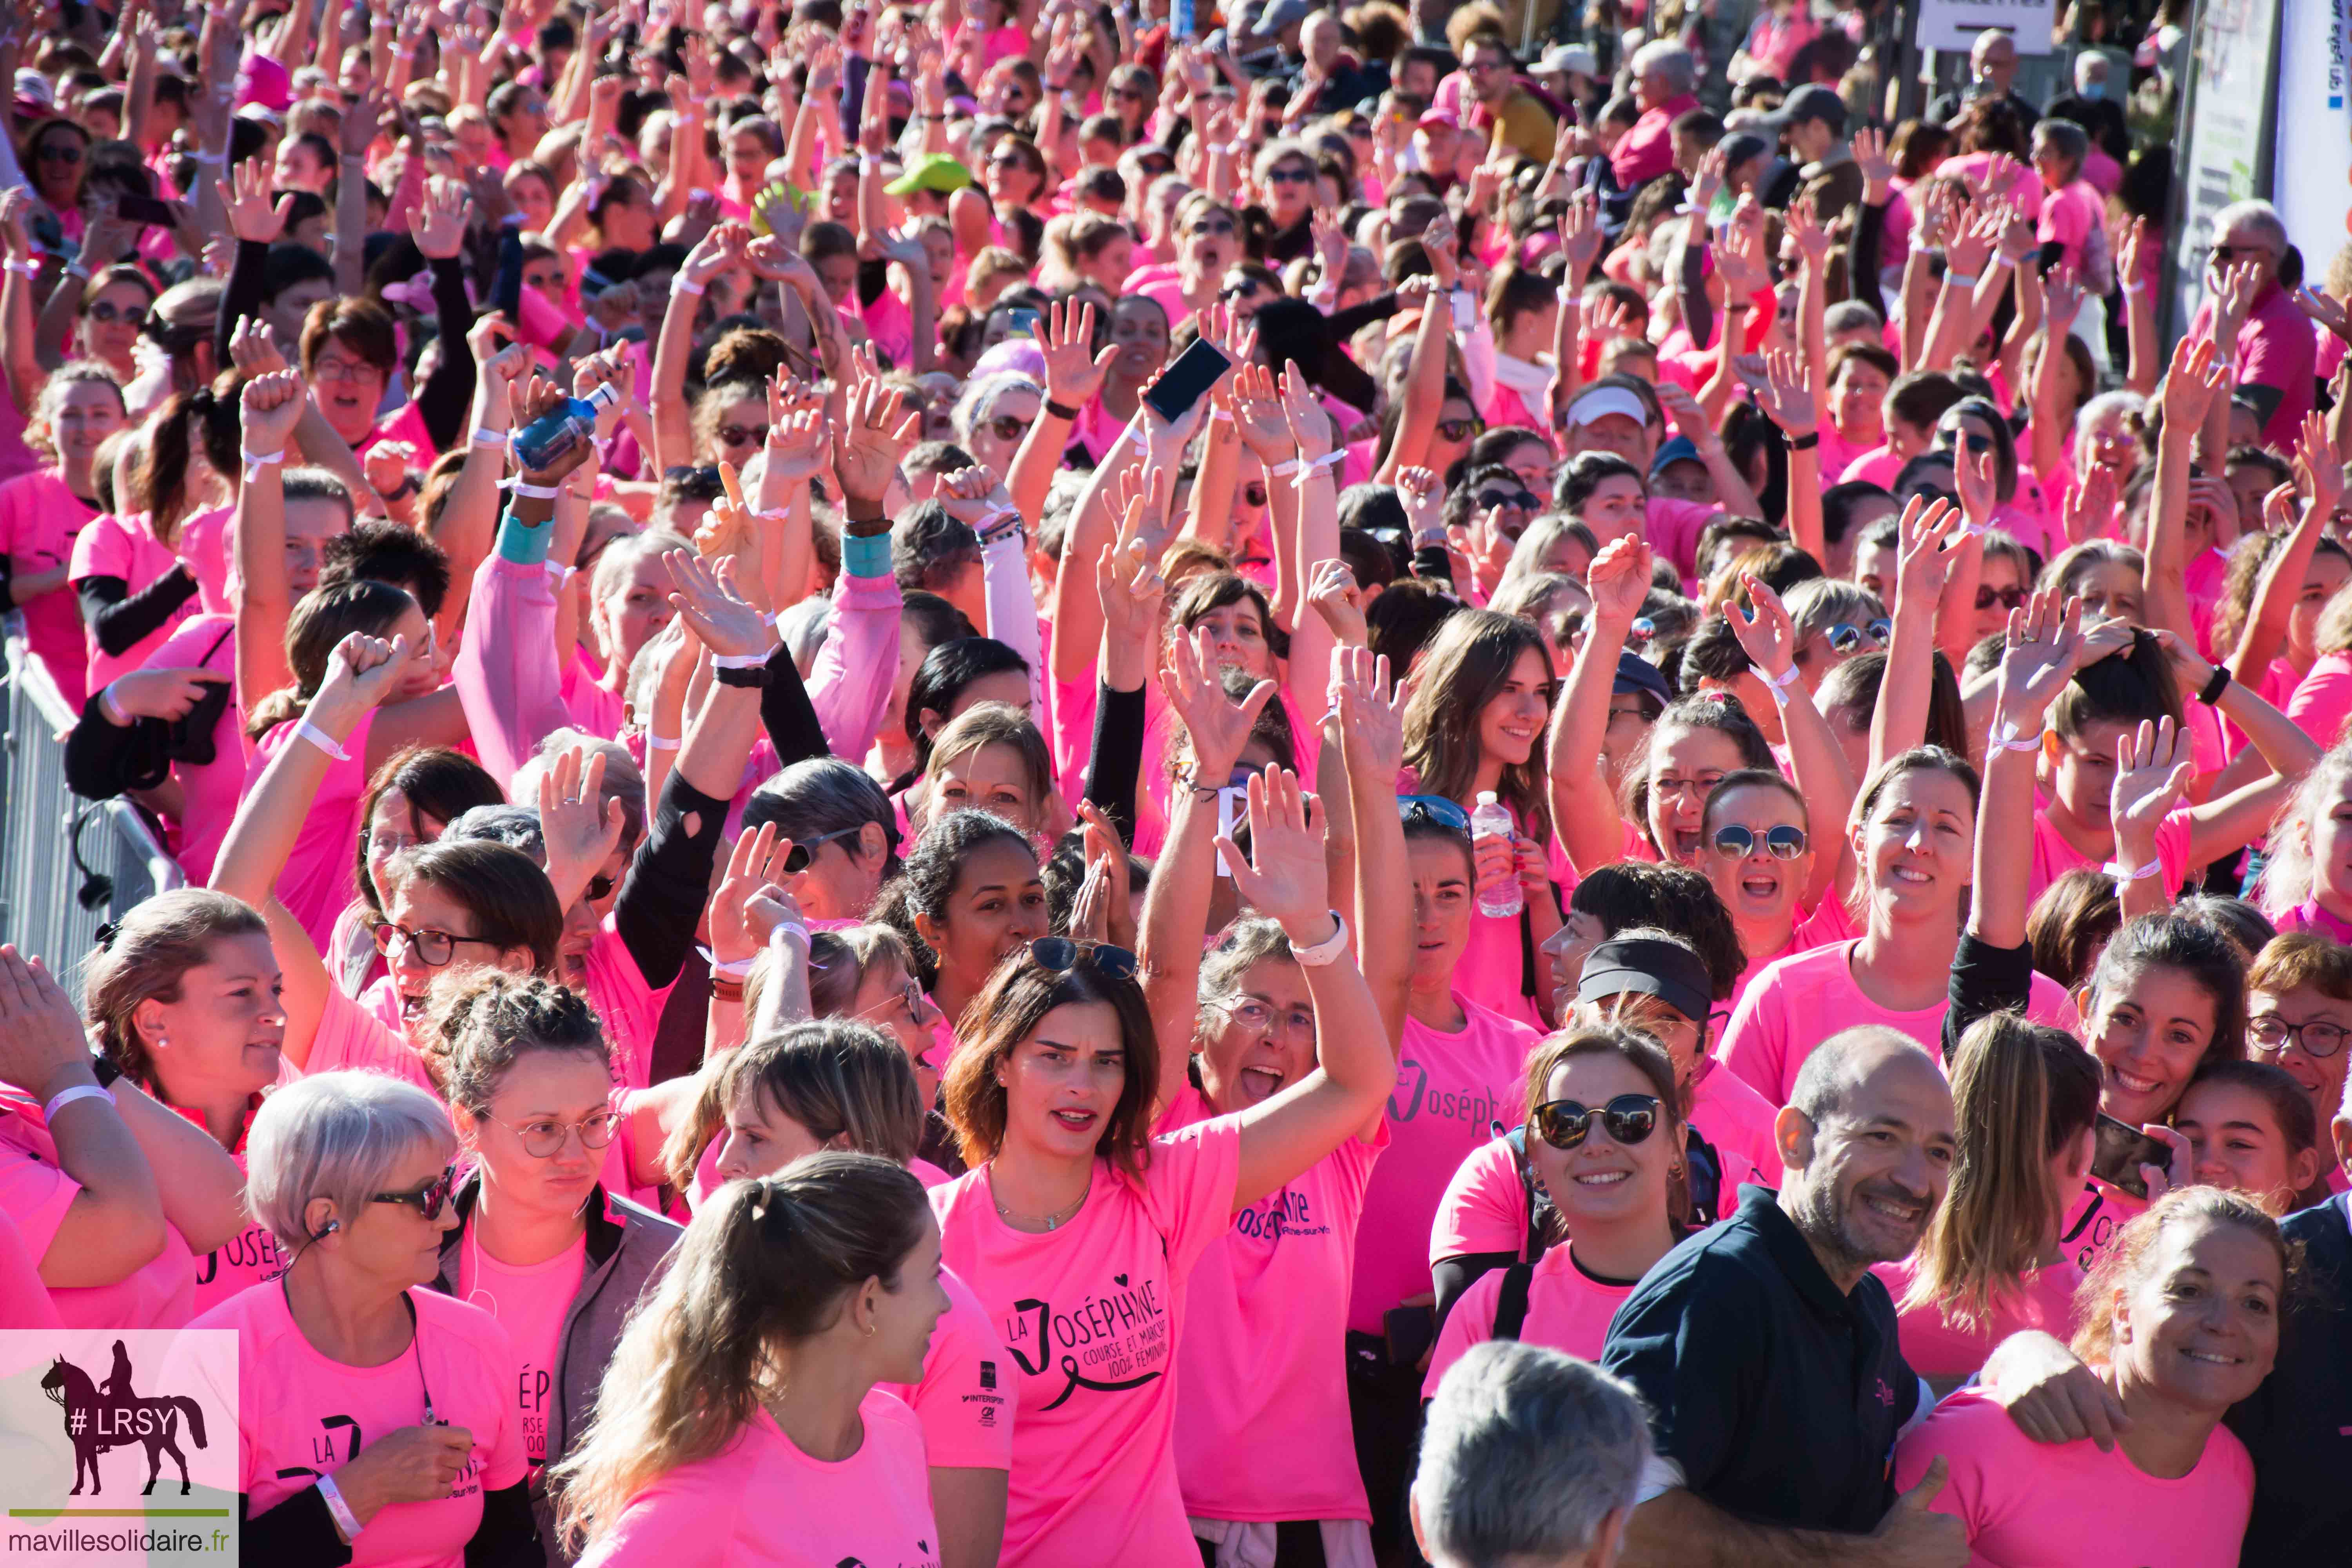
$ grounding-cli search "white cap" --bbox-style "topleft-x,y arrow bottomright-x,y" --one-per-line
1565,385 -> 1649,428
1476,790 -> 1499,805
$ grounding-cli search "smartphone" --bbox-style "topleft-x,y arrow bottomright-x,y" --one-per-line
1143,336 -> 1234,425
2089,1114 -> 2174,1201
114,193 -> 177,228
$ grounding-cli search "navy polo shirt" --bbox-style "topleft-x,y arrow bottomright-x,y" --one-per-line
2227,1191 -> 2352,1563
1600,1184 -> 1918,1535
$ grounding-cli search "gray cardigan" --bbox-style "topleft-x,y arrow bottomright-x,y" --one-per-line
432,1174 -> 682,1565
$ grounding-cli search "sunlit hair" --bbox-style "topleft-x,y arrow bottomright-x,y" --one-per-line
1903,1013 -> 2099,1332
2027,867 -> 2121,990
551,1153 -> 929,1551
2069,1185 -> 2287,1363
83,889 -> 267,1090
2085,912 -> 2250,1081
2252,741 -> 2352,918
1520,1024 -> 1688,1232
429,970 -> 610,1118
662,1020 -> 924,1192
1401,608 -> 1555,843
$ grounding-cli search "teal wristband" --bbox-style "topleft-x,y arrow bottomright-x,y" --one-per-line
842,531 -> 893,578
497,514 -> 554,567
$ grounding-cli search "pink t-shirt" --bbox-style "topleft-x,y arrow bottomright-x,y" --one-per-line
1353,996 -> 1541,1334
186,1283 -> 526,1568
2185,544 -> 2229,661
242,711 -> 376,955
1645,494 -> 1722,582
1873,1252 -> 2085,1381
1840,445 -> 1906,490
1935,152 -> 2044,223
1162,1085 -> 1384,1524
0,466 -> 99,709
576,1395 -> 938,1568
2287,649 -> 2352,750
1718,939 -> 2081,1107
68,508 -> 196,697
2037,179 -> 2110,285
456,1230 -> 586,1468
1729,897 -> 1860,1014
136,612 -> 245,885
306,985 -> 440,1093
2059,1175 -> 2147,1275
583,920 -> 673,1091
1891,1385 -> 2254,1566
178,501 -> 235,615
0,1108 -> 196,1330
359,399 -> 439,463
930,1117 -> 1241,1568
1423,1242 -> 1637,1396
877,1263 -> 1017,1472
0,1203 -> 61,1328
2025,802 -> 2194,911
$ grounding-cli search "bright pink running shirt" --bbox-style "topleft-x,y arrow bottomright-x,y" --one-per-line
187,1283 -> 528,1568
456,1230 -> 586,1468
130,613 -> 244,884
1423,1243 -> 1637,1396
2287,649 -> 2352,750
1718,940 -> 2080,1107
1353,996 -> 1540,1334
575,1395 -> 939,1568
2025,803 -> 2193,910
2060,1175 -> 2147,1275
305,985 -> 439,1093
242,711 -> 376,955
69,508 -> 196,696
1892,1385 -> 2254,1567
929,1116 -> 1241,1568
177,501 -> 234,614
0,466 -> 99,708
878,1263 -> 1017,1472
1161,1085 -> 1384,1524
0,1108 -> 196,1330
1873,1252 -> 2085,1381
0,1203 -> 60,1328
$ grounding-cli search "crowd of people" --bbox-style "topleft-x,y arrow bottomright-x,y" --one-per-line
0,0 -> 2341,1562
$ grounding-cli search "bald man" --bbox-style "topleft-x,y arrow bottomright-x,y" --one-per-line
1601,1028 -> 1968,1567
1925,29 -> 2043,129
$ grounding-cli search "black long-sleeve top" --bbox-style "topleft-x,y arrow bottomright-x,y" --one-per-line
77,564 -> 198,657
612,766 -> 731,991
1083,680 -> 1145,850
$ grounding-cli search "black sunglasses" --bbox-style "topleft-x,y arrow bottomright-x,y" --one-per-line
1712,823 -> 1808,860
1398,794 -> 1472,834
718,422 -> 771,448
372,1165 -> 457,1220
1975,583 -> 2025,612
987,413 -> 1029,442
1476,488 -> 1541,513
1532,1094 -> 1662,1151
784,825 -> 860,873
1031,937 -> 1139,980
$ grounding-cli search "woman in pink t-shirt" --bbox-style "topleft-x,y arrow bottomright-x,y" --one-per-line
1885,1013 -> 2099,1385
1425,1027 -> 1686,1393
2211,503 -> 2348,760
556,1154 -> 953,1568
191,1071 -> 535,1562
1893,1189 -> 2278,1567
0,364 -> 124,708
878,811 -> 1052,1061
931,767 -> 1395,1568
662,1021 -> 1009,1568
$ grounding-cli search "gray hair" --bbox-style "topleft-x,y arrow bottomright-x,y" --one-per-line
1784,577 -> 1886,642
1825,299 -> 1883,336
442,804 -> 548,864
512,730 -> 647,851
742,757 -> 900,868
1252,137 -> 1316,184
589,526 -> 693,615
245,1071 -> 457,1251
1413,1341 -> 1650,1566
1628,40 -> 1693,94
2073,388 -> 2145,462
2074,53 -> 2110,90
2211,199 -> 2288,260
951,372 -> 1045,446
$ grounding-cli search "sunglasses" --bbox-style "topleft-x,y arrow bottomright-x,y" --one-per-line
1712,823 -> 1808,860
1476,488 -> 1541,513
1824,619 -> 1892,653
1974,583 -> 2026,612
373,922 -> 509,967
784,825 -> 860,873
488,1108 -> 620,1159
1532,1094 -> 1662,1151
2210,243 -> 2270,264
1189,217 -> 1238,237
1218,279 -> 1263,301
1435,417 -> 1482,442
372,1165 -> 457,1220
987,413 -> 1029,442
1265,165 -> 1315,185
719,423 -> 771,448
36,141 -> 83,165
1945,430 -> 1993,454
1398,793 -> 1472,834
84,299 -> 137,323
1114,86 -> 1148,102
586,872 -> 617,902
1030,936 -> 1140,980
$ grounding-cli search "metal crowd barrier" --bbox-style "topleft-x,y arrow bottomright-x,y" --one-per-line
0,619 -> 185,1000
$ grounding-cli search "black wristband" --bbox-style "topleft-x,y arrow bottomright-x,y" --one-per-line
1786,430 -> 1820,451
714,664 -> 771,689
90,1053 -> 122,1089
2198,665 -> 2231,706
1044,397 -> 1080,420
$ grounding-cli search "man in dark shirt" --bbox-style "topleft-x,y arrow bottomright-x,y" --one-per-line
1601,1027 -> 1969,1566
1924,28 -> 2042,129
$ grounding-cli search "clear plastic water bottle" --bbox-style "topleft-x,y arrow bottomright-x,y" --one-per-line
1472,790 -> 1522,918
510,382 -> 619,474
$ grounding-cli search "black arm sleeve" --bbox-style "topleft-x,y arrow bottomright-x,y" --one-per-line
76,566 -> 197,656
1432,1250 -> 1515,1336
410,255 -> 480,454
63,691 -> 162,798
761,639 -> 830,768
613,769 -> 731,991
463,1480 -> 541,1568
215,238 -> 270,364
1942,931 -> 2038,1065
1410,543 -> 1456,588
1850,197 -> 1890,325
240,1486 -> 356,1565
1084,681 -> 1146,848
1327,292 -> 1401,342
1676,228 -> 1711,358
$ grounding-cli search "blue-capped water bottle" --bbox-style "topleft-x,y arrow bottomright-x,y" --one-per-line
510,381 -> 619,473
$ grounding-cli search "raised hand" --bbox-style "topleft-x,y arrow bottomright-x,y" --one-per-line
409,175 -> 474,260
363,439 -> 418,500
2297,408 -> 2343,517
1955,441 -> 1999,530
1728,572 -> 1799,683
1396,466 -> 1442,540
1586,535 -> 1652,628
1687,143 -> 1727,213
1034,297 -> 1116,410
1853,124 -> 1895,200
1306,559 -> 1367,646
829,375 -> 919,509
227,315 -> 289,375
764,401 -> 831,486
1893,495 -> 1961,612
1096,534 -> 1167,650
241,367 -> 307,451
312,630 -> 412,722
0,946 -> 92,1101
2043,263 -> 2084,334
0,187 -> 31,259
936,463 -> 1013,525
2212,257 -> 2263,348
1745,345 -> 1817,436
1785,192 -> 1830,269
1161,623 -> 1275,781
2062,463 -> 2118,546
662,549 -> 775,660
2157,334 -> 2228,430
710,822 -> 798,964
1278,363 -> 1330,459
2111,716 -> 2194,855
1228,362 -> 1291,463
2294,285 -> 2352,348
219,156 -> 292,244
1330,642 -> 1405,779
536,746 -> 626,909
1213,768 -> 1330,934
1993,590 -> 2083,730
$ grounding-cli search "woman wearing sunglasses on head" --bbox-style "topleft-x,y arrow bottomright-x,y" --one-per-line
1423,1027 -> 1688,1391
931,761 -> 1394,1567
186,1071 -> 536,1566
421,972 -> 682,1562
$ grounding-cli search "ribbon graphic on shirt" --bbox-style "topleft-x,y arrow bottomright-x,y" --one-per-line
1004,1285 -> 1170,1410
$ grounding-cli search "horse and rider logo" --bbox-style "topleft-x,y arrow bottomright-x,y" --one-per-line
37,1338 -> 209,1496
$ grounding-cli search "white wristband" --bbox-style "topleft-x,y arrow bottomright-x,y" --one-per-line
700,948 -> 757,980
1291,451 -> 1344,487
710,651 -> 768,669
2,259 -> 36,277
1287,911 -> 1350,967
42,1083 -> 115,1122
1208,407 -> 1233,422
241,447 -> 283,480
1944,270 -> 1978,289
546,561 -> 578,587
769,921 -> 812,949
506,479 -> 559,500
316,1475 -> 363,1542
645,733 -> 681,751
671,277 -> 706,297
98,682 -> 131,727
753,506 -> 790,522
1989,720 -> 2044,754
1752,663 -> 1800,705
1270,458 -> 1303,477
186,148 -> 225,165
469,427 -> 508,448
2104,856 -> 2163,884
296,719 -> 351,760
973,506 -> 1020,537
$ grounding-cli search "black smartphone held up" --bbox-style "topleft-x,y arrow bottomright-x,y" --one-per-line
114,193 -> 178,228
1143,335 -> 1234,426
2089,1114 -> 2175,1202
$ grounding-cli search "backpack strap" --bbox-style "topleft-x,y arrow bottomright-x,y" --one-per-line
1506,1124 -> 1552,1265
1492,1261 -> 1536,1341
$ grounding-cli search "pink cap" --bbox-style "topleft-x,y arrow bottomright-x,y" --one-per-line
236,51 -> 293,114
1417,106 -> 1460,131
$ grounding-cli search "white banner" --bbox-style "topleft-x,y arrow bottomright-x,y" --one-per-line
2170,0 -> 2284,336
2273,0 -> 2352,282
1915,0 -> 2058,55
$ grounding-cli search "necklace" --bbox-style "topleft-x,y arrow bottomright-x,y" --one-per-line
992,1171 -> 1091,1232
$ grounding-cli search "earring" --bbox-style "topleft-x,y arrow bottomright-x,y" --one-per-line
863,1322 -> 875,1338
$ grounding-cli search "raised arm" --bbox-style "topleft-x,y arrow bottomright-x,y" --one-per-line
1277,363 -> 1342,730
1871,496 -> 1963,775
649,225 -> 746,473
427,315 -> 529,633
1548,537 -> 1648,873
1976,592 -> 2084,949
1332,643 -> 1412,1051
2143,335 -> 2229,643
2230,414 -> 2339,682
2030,267 -> 2085,485
1726,573 -> 1855,910
230,370 -> 310,707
